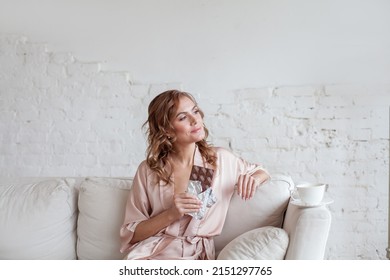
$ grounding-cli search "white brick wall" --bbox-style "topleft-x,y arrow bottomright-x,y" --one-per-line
0,34 -> 389,259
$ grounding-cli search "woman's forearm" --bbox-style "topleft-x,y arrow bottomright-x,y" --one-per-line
130,209 -> 176,244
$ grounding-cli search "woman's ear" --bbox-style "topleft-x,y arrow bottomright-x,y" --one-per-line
166,130 -> 175,141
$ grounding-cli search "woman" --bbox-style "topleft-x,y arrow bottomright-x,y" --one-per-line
120,89 -> 269,259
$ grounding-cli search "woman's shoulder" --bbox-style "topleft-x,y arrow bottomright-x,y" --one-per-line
135,160 -> 153,176
213,146 -> 238,159
134,160 -> 160,184
138,160 -> 149,169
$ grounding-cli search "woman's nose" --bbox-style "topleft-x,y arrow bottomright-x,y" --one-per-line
189,115 -> 197,125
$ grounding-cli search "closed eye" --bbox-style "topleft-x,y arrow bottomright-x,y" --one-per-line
176,106 -> 200,121
193,107 -> 200,114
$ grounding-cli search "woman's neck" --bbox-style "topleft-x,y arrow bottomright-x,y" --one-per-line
170,143 -> 196,167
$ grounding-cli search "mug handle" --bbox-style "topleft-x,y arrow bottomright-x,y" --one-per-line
290,188 -> 300,201
289,182 -> 299,201
290,181 -> 310,202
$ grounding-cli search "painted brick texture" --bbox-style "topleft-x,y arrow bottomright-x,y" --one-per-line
0,34 -> 389,259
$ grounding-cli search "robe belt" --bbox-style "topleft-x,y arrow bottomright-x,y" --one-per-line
140,234 -> 214,260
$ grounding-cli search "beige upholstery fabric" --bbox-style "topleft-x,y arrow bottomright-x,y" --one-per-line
77,177 -> 131,259
217,226 -> 289,260
0,178 -> 78,259
0,175 -> 331,260
214,175 -> 292,255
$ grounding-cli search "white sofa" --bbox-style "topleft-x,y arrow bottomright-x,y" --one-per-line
0,175 -> 331,260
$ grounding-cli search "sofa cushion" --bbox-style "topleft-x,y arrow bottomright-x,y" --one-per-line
214,174 -> 292,255
217,226 -> 289,260
77,177 -> 132,259
0,177 -> 78,259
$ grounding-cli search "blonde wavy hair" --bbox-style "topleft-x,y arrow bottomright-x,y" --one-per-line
142,90 -> 217,185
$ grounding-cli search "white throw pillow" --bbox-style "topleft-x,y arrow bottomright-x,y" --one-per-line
217,226 -> 289,260
77,177 -> 132,259
0,177 -> 78,259
214,174 -> 292,254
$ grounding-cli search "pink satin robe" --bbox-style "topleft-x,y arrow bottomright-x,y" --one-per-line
119,146 -> 267,260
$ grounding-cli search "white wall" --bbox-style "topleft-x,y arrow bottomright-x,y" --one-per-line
0,0 -> 389,259
1,0 -> 389,92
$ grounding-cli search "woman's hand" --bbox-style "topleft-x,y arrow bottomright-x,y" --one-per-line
169,193 -> 202,220
236,174 -> 260,200
129,193 -> 201,244
237,169 -> 270,200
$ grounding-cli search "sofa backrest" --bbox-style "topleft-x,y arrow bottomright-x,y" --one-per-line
0,177 -> 80,259
77,177 -> 131,260
0,175 -> 293,259
214,174 -> 292,255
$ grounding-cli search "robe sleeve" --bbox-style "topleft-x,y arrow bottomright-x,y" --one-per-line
224,147 -> 270,184
119,161 -> 151,253
237,156 -> 269,178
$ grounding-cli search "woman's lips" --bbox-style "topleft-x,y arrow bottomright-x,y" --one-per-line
191,127 -> 202,133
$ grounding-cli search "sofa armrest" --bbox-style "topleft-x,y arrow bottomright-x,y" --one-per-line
282,202 -> 332,260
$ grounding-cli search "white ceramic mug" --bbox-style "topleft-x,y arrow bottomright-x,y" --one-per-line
292,183 -> 326,206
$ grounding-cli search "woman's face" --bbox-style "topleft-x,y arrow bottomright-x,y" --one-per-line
170,96 -> 205,146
